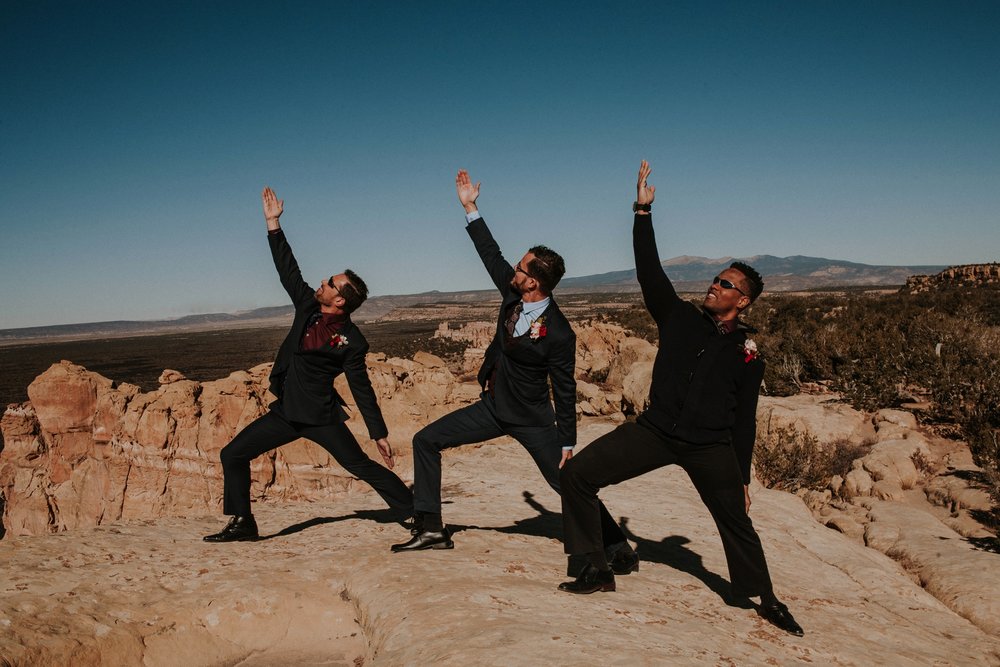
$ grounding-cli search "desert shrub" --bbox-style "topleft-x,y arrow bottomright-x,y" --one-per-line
753,424 -> 872,493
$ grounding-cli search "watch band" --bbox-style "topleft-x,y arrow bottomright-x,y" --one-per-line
633,202 -> 652,212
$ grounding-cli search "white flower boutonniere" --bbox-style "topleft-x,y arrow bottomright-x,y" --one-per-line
330,333 -> 349,348
743,338 -> 759,363
529,317 -> 548,341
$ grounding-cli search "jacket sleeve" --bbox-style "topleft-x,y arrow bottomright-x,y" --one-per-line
466,217 -> 516,293
633,214 -> 681,326
732,359 -> 765,485
268,229 -> 316,310
547,328 -> 578,448
342,340 -> 389,441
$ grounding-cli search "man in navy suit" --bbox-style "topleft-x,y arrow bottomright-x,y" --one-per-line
392,171 -> 631,568
203,187 -> 413,542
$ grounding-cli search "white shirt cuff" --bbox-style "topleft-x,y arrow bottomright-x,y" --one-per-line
562,445 -> 574,451
465,210 -> 482,224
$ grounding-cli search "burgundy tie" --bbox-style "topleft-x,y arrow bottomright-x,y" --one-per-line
505,302 -> 523,338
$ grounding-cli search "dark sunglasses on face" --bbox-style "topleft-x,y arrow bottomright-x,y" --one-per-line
515,264 -> 533,278
327,277 -> 341,293
712,276 -> 747,296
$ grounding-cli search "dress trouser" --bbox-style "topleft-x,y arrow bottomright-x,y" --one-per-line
412,393 -> 627,547
560,417 -> 773,597
220,410 -> 414,518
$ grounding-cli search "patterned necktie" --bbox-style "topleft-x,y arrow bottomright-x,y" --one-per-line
505,302 -> 523,337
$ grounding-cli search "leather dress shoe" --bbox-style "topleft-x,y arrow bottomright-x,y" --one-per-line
566,543 -> 639,577
203,515 -> 259,543
759,600 -> 804,636
609,544 -> 639,575
558,563 -> 615,594
391,529 -> 454,552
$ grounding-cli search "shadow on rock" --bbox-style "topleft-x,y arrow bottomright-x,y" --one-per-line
619,517 -> 750,608
263,507 -> 411,540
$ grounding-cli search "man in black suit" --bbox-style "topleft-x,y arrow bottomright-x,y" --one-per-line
391,170 -> 632,568
203,187 -> 413,542
556,162 -> 803,637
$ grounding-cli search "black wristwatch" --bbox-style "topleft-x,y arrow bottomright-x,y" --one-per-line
633,202 -> 652,212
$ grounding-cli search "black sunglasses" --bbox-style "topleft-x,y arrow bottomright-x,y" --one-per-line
515,263 -> 533,278
712,276 -> 747,296
327,277 -> 341,293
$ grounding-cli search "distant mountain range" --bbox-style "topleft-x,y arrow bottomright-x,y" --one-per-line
1,255 -> 947,343
561,254 -> 946,292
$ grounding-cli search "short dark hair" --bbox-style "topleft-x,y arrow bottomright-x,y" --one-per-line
729,261 -> 763,302
339,269 -> 369,313
527,245 -> 566,294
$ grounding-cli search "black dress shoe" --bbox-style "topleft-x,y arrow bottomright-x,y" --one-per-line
759,600 -> 804,636
203,515 -> 259,543
558,563 -> 615,594
609,544 -> 639,575
391,529 -> 454,552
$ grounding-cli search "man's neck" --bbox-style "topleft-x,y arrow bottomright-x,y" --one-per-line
519,289 -> 549,303
319,305 -> 347,319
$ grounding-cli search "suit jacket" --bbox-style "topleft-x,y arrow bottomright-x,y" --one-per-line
633,214 -> 764,484
467,218 -> 577,447
265,229 -> 388,438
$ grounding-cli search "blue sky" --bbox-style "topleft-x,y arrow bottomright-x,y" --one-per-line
3,1 -> 998,329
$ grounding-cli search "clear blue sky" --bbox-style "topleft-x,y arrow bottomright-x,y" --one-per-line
3,1 -> 998,329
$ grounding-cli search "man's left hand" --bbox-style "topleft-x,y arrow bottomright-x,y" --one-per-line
744,484 -> 751,514
375,438 -> 395,469
559,449 -> 573,469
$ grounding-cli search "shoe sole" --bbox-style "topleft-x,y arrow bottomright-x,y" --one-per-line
557,582 -> 616,594
391,540 -> 455,552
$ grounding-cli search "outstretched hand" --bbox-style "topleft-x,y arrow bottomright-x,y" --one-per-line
456,169 -> 481,213
636,160 -> 656,207
262,186 -> 284,229
375,437 -> 395,469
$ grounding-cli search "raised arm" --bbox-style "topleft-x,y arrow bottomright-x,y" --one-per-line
458,169 -> 516,291
632,161 -> 680,324
263,186 -> 315,309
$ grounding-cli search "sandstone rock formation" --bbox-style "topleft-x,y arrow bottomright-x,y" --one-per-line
2,431 -> 998,665
903,262 -> 1000,293
3,323 -> 998,659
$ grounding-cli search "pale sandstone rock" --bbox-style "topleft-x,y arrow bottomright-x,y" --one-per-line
757,394 -> 874,445
844,467 -> 874,497
620,360 -> 654,414
859,438 -> 929,490
864,500 -> 1000,637
157,369 -> 187,384
925,473 -> 994,513
1,440 -> 997,666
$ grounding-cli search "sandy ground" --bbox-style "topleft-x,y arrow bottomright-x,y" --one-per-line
2,423 -> 998,666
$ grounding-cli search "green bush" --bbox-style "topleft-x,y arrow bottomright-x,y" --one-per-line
753,424 -> 872,492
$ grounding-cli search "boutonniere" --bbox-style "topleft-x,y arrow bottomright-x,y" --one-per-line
742,338 -> 759,363
529,317 -> 548,341
329,333 -> 349,348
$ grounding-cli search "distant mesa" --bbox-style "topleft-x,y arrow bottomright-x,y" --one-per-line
902,263 -> 1000,293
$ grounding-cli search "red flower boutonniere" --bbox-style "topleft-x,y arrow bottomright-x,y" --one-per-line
529,317 -> 547,341
330,333 -> 349,348
743,338 -> 759,363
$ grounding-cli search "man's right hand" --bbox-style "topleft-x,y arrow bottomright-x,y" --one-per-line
262,186 -> 284,230
456,169 -> 481,214
636,160 -> 656,208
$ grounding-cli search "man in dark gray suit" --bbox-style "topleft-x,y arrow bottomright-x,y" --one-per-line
392,171 -> 632,571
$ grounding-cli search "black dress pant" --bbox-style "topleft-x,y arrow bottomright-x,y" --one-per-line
412,393 -> 627,547
220,410 -> 413,518
560,417 -> 773,597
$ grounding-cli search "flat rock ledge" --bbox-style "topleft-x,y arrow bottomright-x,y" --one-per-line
3,426 -> 998,666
